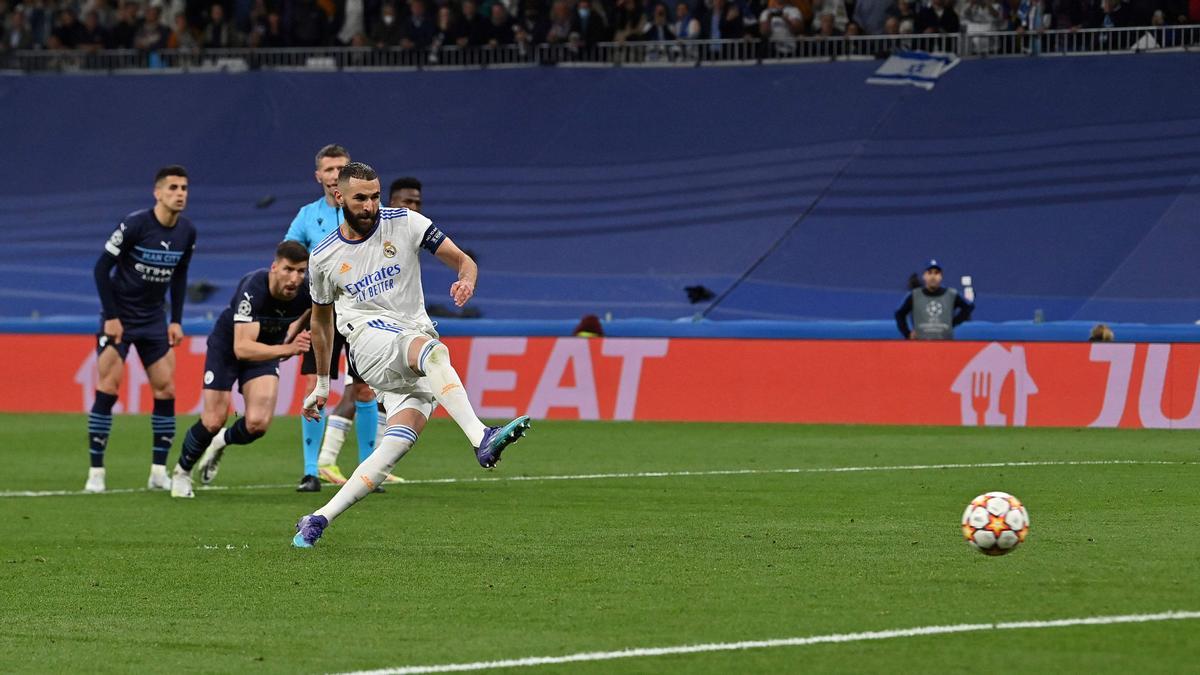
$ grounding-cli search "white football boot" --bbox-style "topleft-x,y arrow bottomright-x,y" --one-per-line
197,428 -> 228,485
84,467 -> 106,493
170,465 -> 194,499
147,464 -> 172,490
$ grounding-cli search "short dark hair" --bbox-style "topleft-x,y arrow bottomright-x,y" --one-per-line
275,240 -> 309,264
1089,323 -> 1114,342
155,165 -> 188,183
389,176 -> 422,196
315,144 -> 350,168
338,161 -> 378,184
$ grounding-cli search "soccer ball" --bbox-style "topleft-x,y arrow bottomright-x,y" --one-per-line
961,491 -> 1030,556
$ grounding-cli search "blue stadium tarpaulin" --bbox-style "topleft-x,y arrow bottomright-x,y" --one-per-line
2,54 -> 1199,325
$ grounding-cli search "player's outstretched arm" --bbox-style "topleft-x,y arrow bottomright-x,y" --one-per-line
435,237 -> 478,307
233,322 -> 310,362
302,303 -> 335,421
284,309 -> 313,345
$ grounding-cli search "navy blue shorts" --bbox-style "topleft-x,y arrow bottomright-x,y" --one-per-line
203,345 -> 279,392
96,322 -> 171,368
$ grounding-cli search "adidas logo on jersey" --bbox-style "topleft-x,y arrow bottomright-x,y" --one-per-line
339,262 -> 353,274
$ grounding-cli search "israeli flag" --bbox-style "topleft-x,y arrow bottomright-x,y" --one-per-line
867,50 -> 960,91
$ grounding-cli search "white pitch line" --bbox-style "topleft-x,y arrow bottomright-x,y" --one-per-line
0,483 -> 293,498
334,610 -> 1200,675
0,459 -> 1188,499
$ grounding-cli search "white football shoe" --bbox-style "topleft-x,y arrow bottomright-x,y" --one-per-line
170,465 -> 194,499
84,467 -> 106,493
197,428 -> 228,485
147,464 -> 172,490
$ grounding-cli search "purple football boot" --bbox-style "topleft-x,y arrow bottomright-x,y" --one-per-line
292,514 -> 328,548
475,416 -> 531,468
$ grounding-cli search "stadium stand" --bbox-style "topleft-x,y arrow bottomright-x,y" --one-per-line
0,52 -> 1198,326
3,0 -> 1198,60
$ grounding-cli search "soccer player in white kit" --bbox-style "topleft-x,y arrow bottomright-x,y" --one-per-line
292,162 -> 531,548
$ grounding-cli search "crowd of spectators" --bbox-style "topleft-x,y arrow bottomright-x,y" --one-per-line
3,0 -> 1198,55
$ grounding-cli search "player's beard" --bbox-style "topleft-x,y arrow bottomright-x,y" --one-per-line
344,206 -> 379,237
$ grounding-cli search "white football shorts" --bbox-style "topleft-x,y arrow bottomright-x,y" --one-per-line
345,319 -> 439,420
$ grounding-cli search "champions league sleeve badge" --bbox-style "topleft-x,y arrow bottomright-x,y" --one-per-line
236,292 -> 253,320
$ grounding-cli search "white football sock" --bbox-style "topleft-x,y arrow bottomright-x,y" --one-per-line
314,425 -> 416,523
419,341 -> 487,447
374,405 -> 386,451
211,428 -> 229,452
318,415 -> 352,466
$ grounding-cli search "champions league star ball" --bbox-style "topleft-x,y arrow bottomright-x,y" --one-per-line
961,491 -> 1030,556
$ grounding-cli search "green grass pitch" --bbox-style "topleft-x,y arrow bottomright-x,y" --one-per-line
2,413 -> 1199,673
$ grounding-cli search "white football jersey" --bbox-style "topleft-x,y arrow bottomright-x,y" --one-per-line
308,207 -> 446,337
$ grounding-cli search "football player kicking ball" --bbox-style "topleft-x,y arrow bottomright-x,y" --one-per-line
169,241 -> 313,498
315,175 -> 426,478
292,162 -> 530,548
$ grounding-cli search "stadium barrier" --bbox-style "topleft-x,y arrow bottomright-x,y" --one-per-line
7,334 -> 1200,429
6,25 -> 1195,73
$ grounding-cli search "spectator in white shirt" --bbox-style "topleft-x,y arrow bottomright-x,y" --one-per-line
810,0 -> 850,31
759,0 -> 804,41
960,0 -> 1003,29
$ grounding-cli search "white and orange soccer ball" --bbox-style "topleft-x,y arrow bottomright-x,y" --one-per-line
961,491 -> 1030,556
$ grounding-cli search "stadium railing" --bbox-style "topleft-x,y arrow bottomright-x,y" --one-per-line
5,25 -> 1196,74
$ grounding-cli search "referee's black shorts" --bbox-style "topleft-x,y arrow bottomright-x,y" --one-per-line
299,307 -> 363,382
300,328 -> 349,380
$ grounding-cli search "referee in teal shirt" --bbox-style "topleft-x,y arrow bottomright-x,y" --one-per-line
284,144 -> 381,492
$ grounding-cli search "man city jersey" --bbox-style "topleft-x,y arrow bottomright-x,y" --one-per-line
210,269 -> 311,355
102,209 -> 197,327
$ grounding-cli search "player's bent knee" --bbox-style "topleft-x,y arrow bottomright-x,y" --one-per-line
333,395 -> 357,417
200,415 -> 225,434
245,415 -> 272,436
415,339 -> 448,375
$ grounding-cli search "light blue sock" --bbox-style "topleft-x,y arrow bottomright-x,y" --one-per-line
354,400 -> 378,462
301,414 -> 325,477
